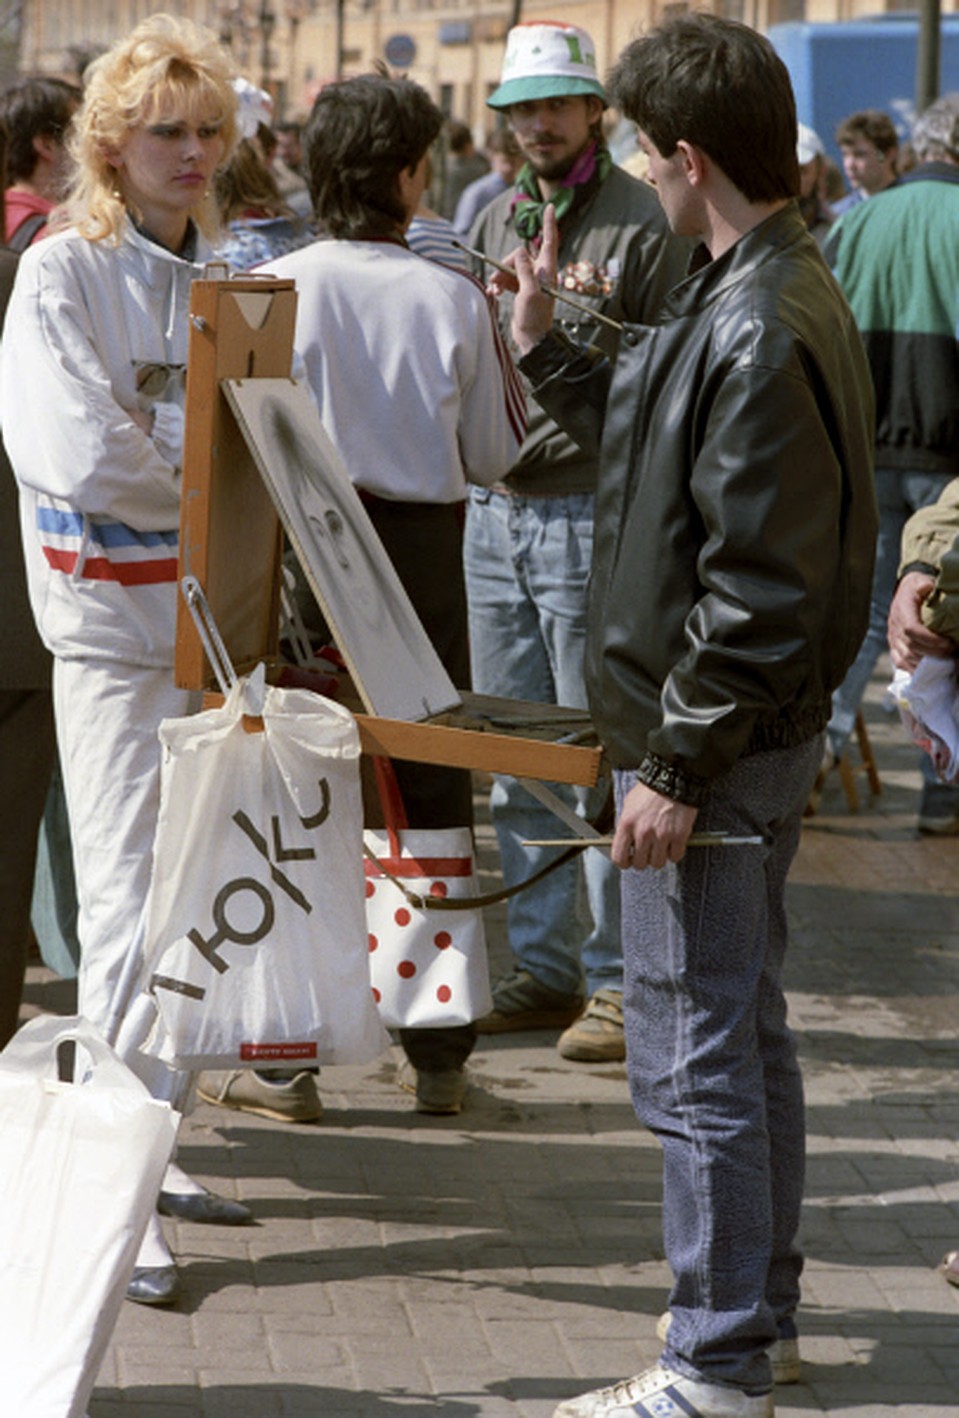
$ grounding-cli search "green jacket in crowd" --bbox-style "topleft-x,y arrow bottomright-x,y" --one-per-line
825,161 -> 959,478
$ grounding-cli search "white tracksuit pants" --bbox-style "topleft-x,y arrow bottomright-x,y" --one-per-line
54,656 -> 195,1102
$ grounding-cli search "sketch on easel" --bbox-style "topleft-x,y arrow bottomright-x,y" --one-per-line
223,377 -> 461,723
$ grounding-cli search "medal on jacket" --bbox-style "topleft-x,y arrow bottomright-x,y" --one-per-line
559,258 -> 620,298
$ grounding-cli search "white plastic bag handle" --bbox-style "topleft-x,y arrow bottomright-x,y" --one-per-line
0,1014 -> 153,1094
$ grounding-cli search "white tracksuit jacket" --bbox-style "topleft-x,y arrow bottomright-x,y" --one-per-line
0,218 -> 214,668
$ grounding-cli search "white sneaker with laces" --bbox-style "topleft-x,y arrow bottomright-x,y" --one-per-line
551,1364 -> 774,1418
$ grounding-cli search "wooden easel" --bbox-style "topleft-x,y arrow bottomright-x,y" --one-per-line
175,276 -> 603,791
176,277 -> 290,688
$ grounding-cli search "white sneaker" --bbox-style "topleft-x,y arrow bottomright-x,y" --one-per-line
552,1364 -> 774,1418
656,1312 -> 800,1385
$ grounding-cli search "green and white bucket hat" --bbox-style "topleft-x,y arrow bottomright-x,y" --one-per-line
487,21 -> 607,110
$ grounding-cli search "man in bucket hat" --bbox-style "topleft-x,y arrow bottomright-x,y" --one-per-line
467,22 -> 686,1064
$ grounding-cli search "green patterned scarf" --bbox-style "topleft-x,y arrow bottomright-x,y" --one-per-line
511,141 -> 612,247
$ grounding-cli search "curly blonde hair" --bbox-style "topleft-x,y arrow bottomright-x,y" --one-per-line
66,12 -> 238,244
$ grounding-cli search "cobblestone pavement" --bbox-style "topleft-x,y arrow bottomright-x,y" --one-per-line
21,664 -> 959,1416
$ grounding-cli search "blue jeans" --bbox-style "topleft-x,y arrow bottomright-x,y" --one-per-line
464,487 -> 621,997
616,736 -> 823,1395
829,466 -> 959,817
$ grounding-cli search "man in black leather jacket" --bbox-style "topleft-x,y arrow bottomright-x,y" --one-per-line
507,16 -> 877,1418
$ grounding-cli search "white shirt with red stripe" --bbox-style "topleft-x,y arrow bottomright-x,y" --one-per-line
0,219 -> 212,667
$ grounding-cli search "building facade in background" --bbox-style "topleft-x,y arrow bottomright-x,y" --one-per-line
17,1 -> 959,150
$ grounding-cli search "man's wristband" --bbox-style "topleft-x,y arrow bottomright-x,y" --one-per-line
636,751 -> 709,808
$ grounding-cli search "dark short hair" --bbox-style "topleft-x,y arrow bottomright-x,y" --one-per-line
446,119 -> 473,154
608,14 -> 799,204
0,76 -> 81,181
487,127 -> 520,159
304,75 -> 443,237
835,109 -> 898,154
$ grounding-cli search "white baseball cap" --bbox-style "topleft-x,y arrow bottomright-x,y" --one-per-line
796,122 -> 824,165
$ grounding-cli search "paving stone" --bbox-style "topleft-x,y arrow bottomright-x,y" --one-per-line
30,673 -> 959,1417
265,1333 -> 350,1371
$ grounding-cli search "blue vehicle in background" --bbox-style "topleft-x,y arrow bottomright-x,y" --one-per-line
769,16 -> 959,166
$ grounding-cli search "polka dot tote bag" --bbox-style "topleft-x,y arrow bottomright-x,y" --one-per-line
363,761 -> 492,1029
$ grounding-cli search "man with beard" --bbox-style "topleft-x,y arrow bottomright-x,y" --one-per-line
466,22 -> 685,1064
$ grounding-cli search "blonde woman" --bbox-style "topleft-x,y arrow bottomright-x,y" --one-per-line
0,14 -> 247,1305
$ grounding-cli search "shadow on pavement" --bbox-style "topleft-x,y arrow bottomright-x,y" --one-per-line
90,1383 -> 507,1416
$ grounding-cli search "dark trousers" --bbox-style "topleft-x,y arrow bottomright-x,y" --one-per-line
361,495 -> 476,1072
0,688 -> 56,1048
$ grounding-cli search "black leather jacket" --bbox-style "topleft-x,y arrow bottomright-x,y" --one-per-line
520,204 -> 877,803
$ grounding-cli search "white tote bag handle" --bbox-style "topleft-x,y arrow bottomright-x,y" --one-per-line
0,1013 -> 154,1095
0,1013 -> 179,1418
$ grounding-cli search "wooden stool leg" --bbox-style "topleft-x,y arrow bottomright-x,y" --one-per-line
836,753 -> 860,812
854,711 -> 882,796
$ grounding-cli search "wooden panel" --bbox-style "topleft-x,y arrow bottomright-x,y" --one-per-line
202,691 -> 601,786
354,715 -> 601,786
175,279 -> 296,689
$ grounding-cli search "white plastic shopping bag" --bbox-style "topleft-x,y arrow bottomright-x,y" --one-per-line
0,1014 -> 179,1418
132,677 -> 389,1070
889,658 -> 959,782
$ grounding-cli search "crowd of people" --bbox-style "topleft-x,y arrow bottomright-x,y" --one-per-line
1,8 -> 957,1418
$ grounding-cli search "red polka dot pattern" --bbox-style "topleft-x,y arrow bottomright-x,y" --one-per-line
364,830 -> 489,1029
